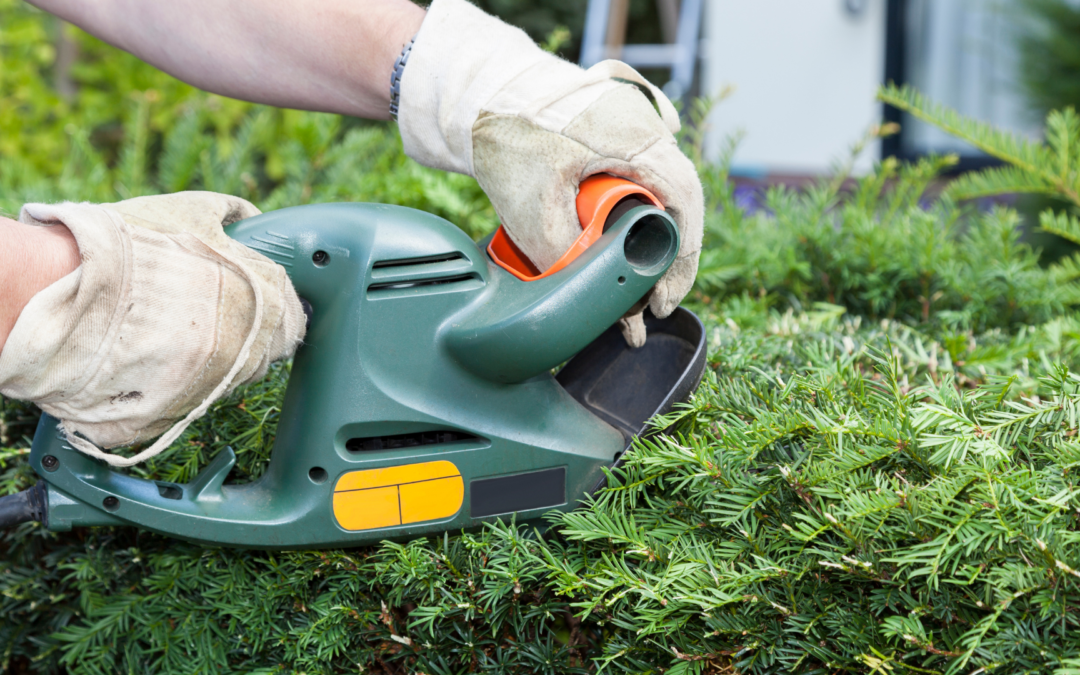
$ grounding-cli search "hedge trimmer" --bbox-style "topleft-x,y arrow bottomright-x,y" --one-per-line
0,176 -> 704,548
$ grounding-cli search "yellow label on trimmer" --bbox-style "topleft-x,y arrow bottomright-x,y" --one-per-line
333,460 -> 463,531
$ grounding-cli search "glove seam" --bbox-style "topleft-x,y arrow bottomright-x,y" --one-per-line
623,134 -> 671,165
158,254 -> 226,427
474,111 -> 665,166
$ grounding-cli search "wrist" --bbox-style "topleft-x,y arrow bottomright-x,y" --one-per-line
0,218 -> 80,352
373,3 -> 426,120
39,221 -> 82,286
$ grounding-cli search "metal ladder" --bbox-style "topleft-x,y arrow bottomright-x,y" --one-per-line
579,0 -> 704,101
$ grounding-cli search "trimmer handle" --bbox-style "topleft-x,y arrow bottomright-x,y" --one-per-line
487,175 -> 664,281
447,176 -> 678,383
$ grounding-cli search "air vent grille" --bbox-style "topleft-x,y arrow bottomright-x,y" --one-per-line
347,430 -> 479,452
367,249 -> 482,297
367,273 -> 479,294
372,252 -> 466,269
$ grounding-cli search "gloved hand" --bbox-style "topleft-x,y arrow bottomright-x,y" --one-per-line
0,192 -> 307,467
397,0 -> 703,347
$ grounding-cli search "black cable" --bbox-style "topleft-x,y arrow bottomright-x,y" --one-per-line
0,482 -> 47,529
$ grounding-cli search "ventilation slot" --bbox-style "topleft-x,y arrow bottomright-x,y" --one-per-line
347,430 -> 479,453
372,252 -> 466,269
367,273 -> 479,294
156,482 -> 182,500
368,251 -> 481,298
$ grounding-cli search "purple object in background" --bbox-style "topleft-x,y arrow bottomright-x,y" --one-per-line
734,181 -> 768,212
733,184 -> 766,213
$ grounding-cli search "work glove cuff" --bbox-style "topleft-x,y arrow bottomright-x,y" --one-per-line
398,0 -> 549,175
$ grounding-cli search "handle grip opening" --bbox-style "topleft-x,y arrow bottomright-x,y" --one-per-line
488,175 -> 664,281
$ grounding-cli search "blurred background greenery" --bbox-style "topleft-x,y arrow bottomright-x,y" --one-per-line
0,0 -> 507,234
1018,0 -> 1080,117
0,0 -> 685,219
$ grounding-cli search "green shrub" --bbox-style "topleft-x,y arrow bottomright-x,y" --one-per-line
8,306 -> 1080,673
6,11 -> 1080,675
696,152 -> 1060,333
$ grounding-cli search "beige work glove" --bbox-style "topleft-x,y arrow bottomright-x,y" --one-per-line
398,0 -> 703,348
0,192 -> 307,467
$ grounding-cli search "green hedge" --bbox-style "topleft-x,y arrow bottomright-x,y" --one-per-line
6,8 -> 1080,675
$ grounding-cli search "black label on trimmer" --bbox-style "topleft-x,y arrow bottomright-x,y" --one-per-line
470,467 -> 566,518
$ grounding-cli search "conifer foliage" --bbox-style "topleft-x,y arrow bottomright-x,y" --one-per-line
880,83 -> 1080,307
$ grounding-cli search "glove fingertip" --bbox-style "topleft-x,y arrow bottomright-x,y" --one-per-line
646,279 -> 675,319
618,312 -> 647,348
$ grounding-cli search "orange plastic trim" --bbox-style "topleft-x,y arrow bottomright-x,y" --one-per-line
487,174 -> 664,282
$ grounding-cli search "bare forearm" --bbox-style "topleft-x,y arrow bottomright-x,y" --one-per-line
26,0 -> 425,120
0,218 -> 80,354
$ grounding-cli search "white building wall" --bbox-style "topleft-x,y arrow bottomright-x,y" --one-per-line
702,0 -> 887,176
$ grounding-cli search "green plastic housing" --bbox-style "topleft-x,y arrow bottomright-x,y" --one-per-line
29,201 -> 678,548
